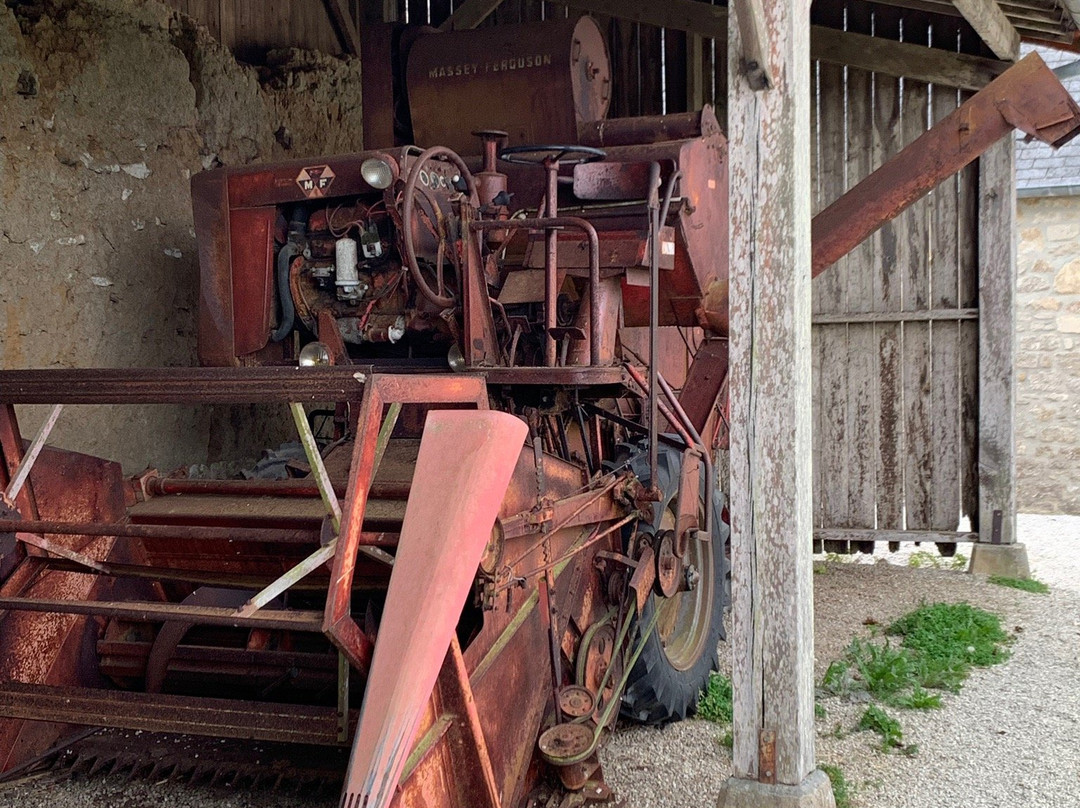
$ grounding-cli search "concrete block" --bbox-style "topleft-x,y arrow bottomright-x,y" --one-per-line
970,543 -> 1031,579
718,770 -> 836,808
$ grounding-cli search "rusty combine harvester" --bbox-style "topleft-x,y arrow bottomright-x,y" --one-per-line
0,16 -> 1078,808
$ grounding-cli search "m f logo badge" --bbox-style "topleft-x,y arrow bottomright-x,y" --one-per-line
296,165 -> 336,198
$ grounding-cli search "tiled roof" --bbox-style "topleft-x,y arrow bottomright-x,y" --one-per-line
1016,45 -> 1080,196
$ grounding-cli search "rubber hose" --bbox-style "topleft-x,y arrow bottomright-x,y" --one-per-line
271,241 -> 301,343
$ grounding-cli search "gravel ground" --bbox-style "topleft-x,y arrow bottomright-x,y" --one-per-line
0,516 -> 1075,808
603,514 -> 1080,808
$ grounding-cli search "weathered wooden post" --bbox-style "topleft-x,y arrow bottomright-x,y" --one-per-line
971,139 -> 1028,577
720,1 -> 834,806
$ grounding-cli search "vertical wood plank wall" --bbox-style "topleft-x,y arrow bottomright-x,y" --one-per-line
809,3 -> 981,542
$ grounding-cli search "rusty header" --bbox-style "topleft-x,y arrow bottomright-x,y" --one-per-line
811,51 -> 1080,277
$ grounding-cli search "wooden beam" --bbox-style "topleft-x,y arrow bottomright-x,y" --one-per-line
812,24 -> 1008,91
686,33 -> 705,111
732,0 -> 773,90
324,0 -> 361,56
726,0 -> 822,796
814,529 -> 977,544
550,1 -> 1008,90
977,138 -> 1017,545
547,0 -> 726,39
438,0 -> 506,31
953,0 -> 1021,60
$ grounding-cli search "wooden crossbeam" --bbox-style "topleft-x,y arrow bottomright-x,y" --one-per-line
324,0 -> 361,56
732,0 -> 773,90
953,0 -> 1021,60
812,24 -> 1008,91
439,0 -> 506,31
547,0 -> 726,39
548,0 -> 1008,90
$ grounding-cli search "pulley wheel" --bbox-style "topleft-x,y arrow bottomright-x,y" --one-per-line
538,722 -> 594,765
557,685 -> 596,719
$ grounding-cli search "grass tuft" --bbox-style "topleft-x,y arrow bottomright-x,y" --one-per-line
819,764 -> 852,808
697,672 -> 733,723
988,575 -> 1049,595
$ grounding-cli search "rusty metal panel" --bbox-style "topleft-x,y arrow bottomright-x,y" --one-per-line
192,168 -> 237,367
406,16 -> 610,155
228,206 -> 276,357
0,446 -> 127,771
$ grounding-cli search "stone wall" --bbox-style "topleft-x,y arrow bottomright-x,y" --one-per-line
0,0 -> 364,473
1016,195 -> 1080,514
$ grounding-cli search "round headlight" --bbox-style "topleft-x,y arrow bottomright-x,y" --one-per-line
447,343 -> 466,372
361,157 -> 395,190
299,341 -> 332,367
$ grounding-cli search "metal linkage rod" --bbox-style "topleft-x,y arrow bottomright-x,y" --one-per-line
3,404 -> 62,505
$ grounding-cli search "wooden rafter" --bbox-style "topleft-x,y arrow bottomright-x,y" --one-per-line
813,24 -> 1008,90
952,0 -> 1021,59
324,0 -> 361,56
547,0 -> 726,37
732,0 -> 773,90
438,0 -> 507,31
548,0 -> 1010,90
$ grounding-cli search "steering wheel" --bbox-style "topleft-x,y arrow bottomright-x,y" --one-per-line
401,146 -> 479,308
498,144 -> 607,166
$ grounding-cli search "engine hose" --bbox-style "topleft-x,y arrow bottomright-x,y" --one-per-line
271,241 -> 301,342
272,207 -> 308,343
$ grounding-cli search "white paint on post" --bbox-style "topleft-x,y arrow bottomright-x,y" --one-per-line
978,139 -> 1017,544
728,0 -> 815,787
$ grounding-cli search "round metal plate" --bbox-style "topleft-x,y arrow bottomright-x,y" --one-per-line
538,722 -> 594,764
557,685 -> 596,719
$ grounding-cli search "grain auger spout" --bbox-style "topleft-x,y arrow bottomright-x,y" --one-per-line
811,51 -> 1080,278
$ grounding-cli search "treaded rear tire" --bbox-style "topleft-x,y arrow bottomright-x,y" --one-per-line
620,441 -> 730,725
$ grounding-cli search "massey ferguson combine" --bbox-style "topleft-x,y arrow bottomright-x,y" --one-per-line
0,15 -> 1078,808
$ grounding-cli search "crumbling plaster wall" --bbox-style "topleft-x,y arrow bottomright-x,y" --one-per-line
1016,195 -> 1080,514
0,0 -> 364,472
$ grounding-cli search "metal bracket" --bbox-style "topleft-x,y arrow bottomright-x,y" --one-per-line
758,728 -> 777,784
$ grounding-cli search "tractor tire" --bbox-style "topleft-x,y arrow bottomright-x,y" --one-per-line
620,441 -> 730,725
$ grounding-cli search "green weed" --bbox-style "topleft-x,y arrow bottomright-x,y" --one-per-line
815,702 -> 827,720
819,603 -> 1009,754
858,705 -> 904,751
819,764 -> 852,808
847,638 -> 917,701
820,659 -> 852,696
886,602 -> 1010,693
890,686 -> 942,710
697,672 -> 733,723
720,729 -> 733,750
988,575 -> 1049,595
908,551 -> 968,571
